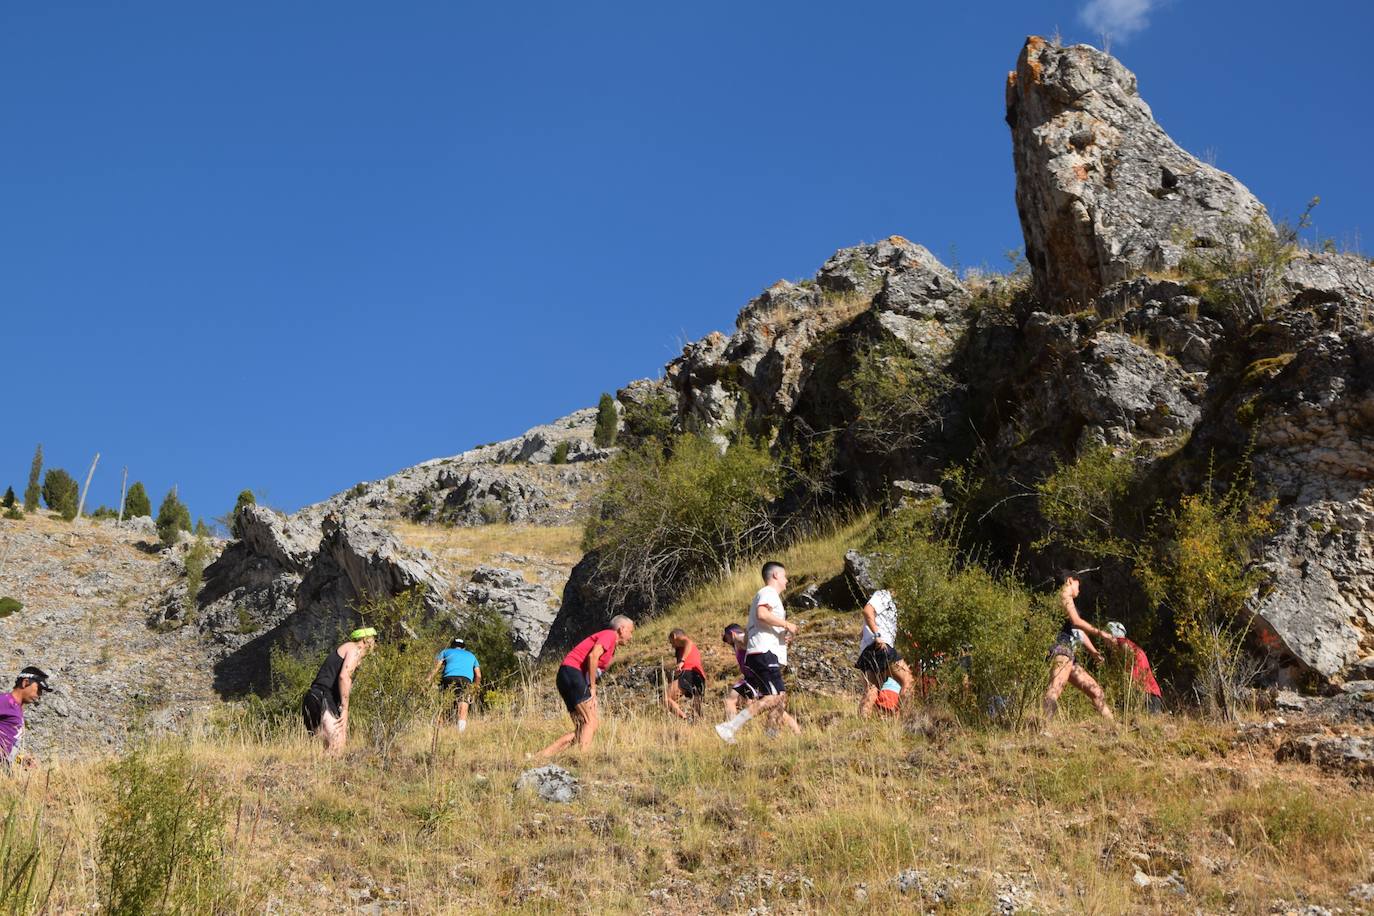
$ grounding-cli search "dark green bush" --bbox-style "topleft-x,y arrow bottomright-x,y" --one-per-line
0,597 -> 21,618
23,445 -> 41,511
229,490 -> 256,537
454,606 -> 524,698
550,441 -> 571,465
841,338 -> 954,454
155,489 -> 192,547
123,481 -> 152,519
2,506 -> 21,521
347,589 -> 446,757
98,747 -> 228,915
41,468 -> 78,520
584,431 -> 782,613
593,392 -> 618,447
2,486 -> 14,509
90,505 -> 119,520
619,389 -> 677,448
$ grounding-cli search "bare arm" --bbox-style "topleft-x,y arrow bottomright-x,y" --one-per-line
429,658 -> 443,682
1061,590 -> 1105,639
861,602 -> 884,645
755,604 -> 796,634
1078,630 -> 1104,661
585,645 -> 604,697
338,648 -> 361,719
473,665 -> 481,689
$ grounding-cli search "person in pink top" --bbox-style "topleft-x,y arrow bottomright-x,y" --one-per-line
1,666 -> 52,773
536,615 -> 635,759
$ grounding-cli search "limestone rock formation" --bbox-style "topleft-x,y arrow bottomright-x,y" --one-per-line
1006,36 -> 1270,309
459,565 -> 557,656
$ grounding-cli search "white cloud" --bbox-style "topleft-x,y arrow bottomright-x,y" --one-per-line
1079,0 -> 1160,43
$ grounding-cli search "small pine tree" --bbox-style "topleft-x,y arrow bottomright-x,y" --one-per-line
593,393 -> 618,448
124,481 -> 152,519
2,487 -> 14,509
41,468 -> 79,520
23,444 -> 42,511
156,488 -> 192,547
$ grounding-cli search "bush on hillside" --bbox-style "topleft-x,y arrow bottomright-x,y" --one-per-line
584,431 -> 782,614
41,468 -> 79,520
123,481 -> 152,519
593,393 -> 618,448
2,506 -> 21,521
842,338 -> 955,455
619,389 -> 676,449
347,588 -> 446,757
867,503 -> 1058,727
229,490 -> 256,536
0,597 -> 21,618
454,606 -> 525,703
23,445 -> 42,511
1134,469 -> 1274,721
2,486 -> 14,509
1034,444 -> 1140,558
550,441 -> 571,465
156,489 -> 192,547
90,505 -> 119,520
183,533 -> 212,621
98,747 -> 228,915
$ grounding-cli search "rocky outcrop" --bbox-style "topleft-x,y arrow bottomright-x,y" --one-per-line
1006,36 -> 1270,309
437,466 -> 552,525
459,565 -> 557,656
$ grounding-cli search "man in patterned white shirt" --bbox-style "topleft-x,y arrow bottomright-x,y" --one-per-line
856,589 -> 915,718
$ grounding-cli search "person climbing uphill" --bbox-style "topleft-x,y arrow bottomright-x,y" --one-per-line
302,628 -> 377,754
664,628 -> 706,720
536,615 -> 634,759
1041,571 -> 1114,724
715,561 -> 800,742
856,587 -> 915,718
1,667 -> 52,773
430,636 -> 482,732
1106,621 -> 1164,713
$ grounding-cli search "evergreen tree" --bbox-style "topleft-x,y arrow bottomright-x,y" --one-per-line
23,444 -> 42,511
2,487 -> 14,509
124,481 -> 152,519
593,393 -> 618,448
155,488 -> 192,547
41,469 -> 79,520
230,489 -> 256,537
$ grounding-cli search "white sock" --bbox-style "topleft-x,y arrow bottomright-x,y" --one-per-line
725,709 -> 754,733
458,720 -> 467,733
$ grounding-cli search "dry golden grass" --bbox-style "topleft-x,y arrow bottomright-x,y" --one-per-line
392,521 -> 585,584
4,516 -> 1370,914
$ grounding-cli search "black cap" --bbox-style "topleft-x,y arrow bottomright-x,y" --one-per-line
18,666 -> 52,693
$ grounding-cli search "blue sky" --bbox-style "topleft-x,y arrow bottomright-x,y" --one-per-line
3,1 -> 1370,523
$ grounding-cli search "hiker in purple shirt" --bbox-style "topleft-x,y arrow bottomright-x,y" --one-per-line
0,667 -> 52,772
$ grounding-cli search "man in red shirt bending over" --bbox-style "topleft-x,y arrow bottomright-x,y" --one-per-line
664,628 -> 706,720
536,615 -> 635,758
1107,621 -> 1164,714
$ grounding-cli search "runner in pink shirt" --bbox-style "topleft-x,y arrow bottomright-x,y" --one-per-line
536,615 -> 635,759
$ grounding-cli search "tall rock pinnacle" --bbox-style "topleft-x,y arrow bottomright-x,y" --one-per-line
1006,36 -> 1271,310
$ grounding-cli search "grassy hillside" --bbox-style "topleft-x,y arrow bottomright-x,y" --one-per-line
2,520 -> 1371,914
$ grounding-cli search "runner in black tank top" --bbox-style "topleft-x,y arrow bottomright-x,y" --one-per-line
1042,572 -> 1114,726
301,627 -> 378,754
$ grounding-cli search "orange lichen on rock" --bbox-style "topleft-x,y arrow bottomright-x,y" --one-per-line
1025,36 -> 1045,82
885,235 -> 913,247
1073,163 -> 1090,181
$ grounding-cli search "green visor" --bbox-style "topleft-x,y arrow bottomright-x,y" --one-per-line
350,627 -> 378,641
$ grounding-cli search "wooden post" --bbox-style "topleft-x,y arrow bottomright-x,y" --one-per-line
118,467 -> 129,524
76,452 -> 100,520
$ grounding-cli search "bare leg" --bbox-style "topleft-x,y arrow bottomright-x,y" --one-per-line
537,702 -> 593,758
665,681 -> 688,719
723,689 -> 740,719
457,700 -> 470,732
1043,656 -> 1073,721
321,711 -> 346,754
575,700 -> 600,750
1068,666 -> 1115,721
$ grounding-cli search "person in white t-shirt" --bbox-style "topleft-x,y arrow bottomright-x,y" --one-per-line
715,561 -> 799,743
856,589 -> 915,718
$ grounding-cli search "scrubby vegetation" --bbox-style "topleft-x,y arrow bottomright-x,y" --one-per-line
842,337 -> 954,455
40,468 -> 78,521
155,489 -> 192,547
123,481 -> 152,519
23,445 -> 42,512
593,392 -> 618,447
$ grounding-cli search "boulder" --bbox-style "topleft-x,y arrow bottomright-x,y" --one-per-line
1006,36 -> 1270,309
438,467 -> 550,525
514,765 -> 580,803
1276,733 -> 1374,781
460,565 -> 557,656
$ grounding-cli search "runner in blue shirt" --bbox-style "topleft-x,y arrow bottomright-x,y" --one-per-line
429,637 -> 481,733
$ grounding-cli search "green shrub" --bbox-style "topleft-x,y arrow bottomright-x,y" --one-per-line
1216,780 -> 1351,859
1134,468 -> 1274,720
454,606 -> 525,699
90,505 -> 119,520
228,490 -> 256,537
1177,199 -> 1316,324
40,468 -> 78,520
593,392 -> 618,448
155,489 -> 192,547
347,588 -> 446,758
867,503 -> 1058,727
23,445 -> 41,512
98,747 -> 228,915
1034,444 -> 1139,557
3,506 -> 21,521
584,431 -> 782,613
550,441 -> 571,465
123,481 -> 152,519
619,389 -> 677,448
841,337 -> 954,454
1,486 -> 14,509
0,597 -> 21,618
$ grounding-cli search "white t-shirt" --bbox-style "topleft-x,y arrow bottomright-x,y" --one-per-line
859,589 -> 899,650
747,585 -> 787,662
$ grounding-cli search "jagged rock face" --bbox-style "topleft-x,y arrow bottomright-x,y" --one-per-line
666,237 -> 968,436
1006,36 -> 1270,310
438,466 -> 551,525
460,565 -> 557,656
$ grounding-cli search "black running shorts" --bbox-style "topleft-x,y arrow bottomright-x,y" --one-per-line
732,678 -> 761,700
677,669 -> 706,699
441,675 -> 475,704
856,643 -> 903,674
744,651 -> 785,696
556,664 -> 593,713
301,686 -> 341,733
